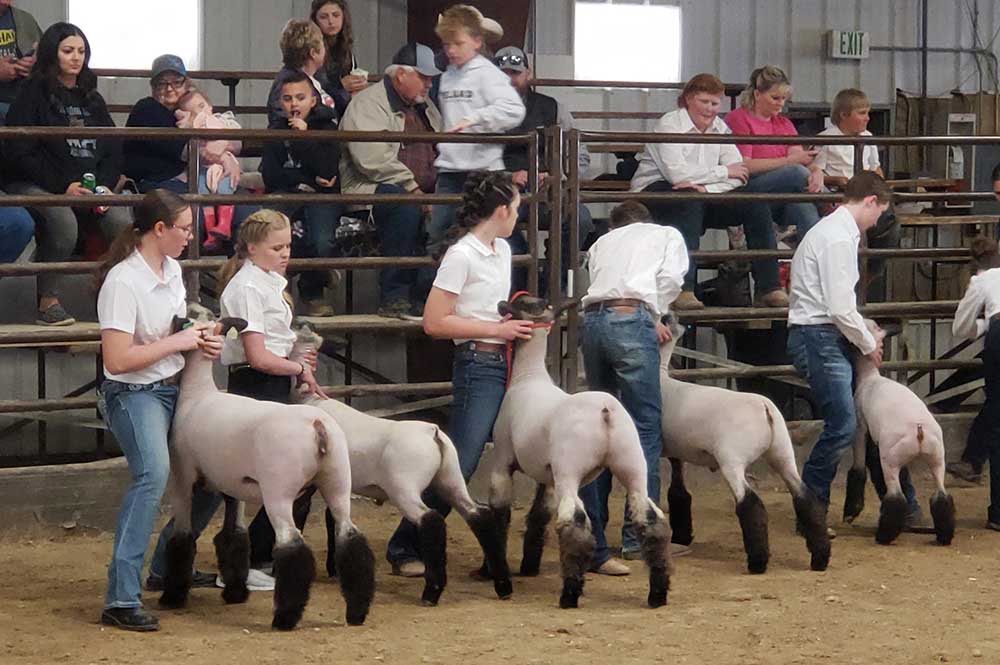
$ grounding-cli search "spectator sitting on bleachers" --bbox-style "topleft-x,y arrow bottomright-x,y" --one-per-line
0,0 -> 41,125
631,73 -> 787,311
807,88 -> 897,302
339,43 -> 443,320
123,54 -> 191,193
3,22 -> 132,326
495,45 -> 593,294
310,0 -> 366,110
267,19 -> 342,126
260,70 -> 342,317
426,5 -> 524,254
0,189 -> 34,263
724,65 -> 820,240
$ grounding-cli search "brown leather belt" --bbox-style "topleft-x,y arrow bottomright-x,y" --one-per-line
462,341 -> 506,353
584,298 -> 650,314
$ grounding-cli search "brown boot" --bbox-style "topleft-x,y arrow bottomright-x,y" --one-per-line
754,289 -> 789,308
673,291 -> 705,311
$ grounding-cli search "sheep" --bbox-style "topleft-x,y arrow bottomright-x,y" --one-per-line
290,325 -> 513,607
658,314 -> 831,574
842,319 -> 955,545
486,295 -> 672,610
158,305 -> 375,630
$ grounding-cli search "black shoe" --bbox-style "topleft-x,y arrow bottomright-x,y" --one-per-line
144,569 -> 217,592
946,461 -> 982,483
902,507 -> 936,534
987,520 -> 1000,532
100,607 -> 160,632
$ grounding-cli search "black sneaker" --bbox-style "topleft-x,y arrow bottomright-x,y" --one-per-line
144,569 -> 217,592
100,606 -> 160,632
987,520 -> 1000,532
36,303 -> 76,326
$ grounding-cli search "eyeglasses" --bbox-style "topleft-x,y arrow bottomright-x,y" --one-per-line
496,53 -> 526,69
171,223 -> 195,237
153,77 -> 187,91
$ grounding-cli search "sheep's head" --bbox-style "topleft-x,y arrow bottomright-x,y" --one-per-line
171,302 -> 248,338
497,294 -> 579,325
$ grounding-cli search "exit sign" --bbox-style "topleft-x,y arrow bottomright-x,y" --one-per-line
829,30 -> 870,59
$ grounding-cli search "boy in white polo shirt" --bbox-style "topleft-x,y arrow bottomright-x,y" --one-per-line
579,201 -> 688,575
788,172 -> 926,534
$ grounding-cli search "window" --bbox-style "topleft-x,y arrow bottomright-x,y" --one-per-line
67,0 -> 201,70
574,2 -> 681,83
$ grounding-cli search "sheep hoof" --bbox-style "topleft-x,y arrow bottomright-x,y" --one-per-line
648,589 -> 667,608
559,578 -> 583,609
736,491 -> 769,575
518,561 -> 540,577
876,494 -> 907,545
930,491 -> 956,546
421,583 -> 444,607
843,467 -> 867,524
494,577 -> 513,600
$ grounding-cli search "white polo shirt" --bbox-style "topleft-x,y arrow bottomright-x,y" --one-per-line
582,222 -> 688,317
220,260 -> 296,366
953,267 -> 1000,340
97,250 -> 187,385
433,233 -> 511,345
813,125 -> 881,179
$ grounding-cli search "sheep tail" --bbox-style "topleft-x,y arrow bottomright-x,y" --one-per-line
764,402 -> 775,441
601,406 -> 611,426
917,424 -> 924,444
314,419 -> 329,457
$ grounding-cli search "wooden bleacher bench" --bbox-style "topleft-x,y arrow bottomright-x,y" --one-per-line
896,214 -> 998,227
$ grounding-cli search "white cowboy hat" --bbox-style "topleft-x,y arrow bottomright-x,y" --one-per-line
437,4 -> 504,43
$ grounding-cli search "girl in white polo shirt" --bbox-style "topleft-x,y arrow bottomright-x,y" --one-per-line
96,189 -> 223,632
216,209 -> 326,575
385,170 -> 533,577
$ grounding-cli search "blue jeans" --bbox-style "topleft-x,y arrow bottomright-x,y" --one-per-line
0,195 -> 34,263
282,202 -> 345,301
741,165 -> 820,232
579,306 -> 663,565
787,325 -> 917,510
642,180 -> 780,294
99,380 -> 223,609
373,183 -> 431,304
427,171 -> 470,254
386,344 -> 508,564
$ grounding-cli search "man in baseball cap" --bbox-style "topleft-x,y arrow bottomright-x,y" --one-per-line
338,43 -> 444,323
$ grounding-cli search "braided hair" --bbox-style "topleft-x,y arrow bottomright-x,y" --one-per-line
437,171 -> 518,259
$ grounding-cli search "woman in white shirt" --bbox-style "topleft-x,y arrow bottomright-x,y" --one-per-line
216,210 -> 326,575
385,170 -> 533,578
949,236 -> 1000,523
96,189 -> 223,632
630,73 -> 785,311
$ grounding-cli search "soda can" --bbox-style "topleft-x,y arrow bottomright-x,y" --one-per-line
82,173 -> 96,191
93,185 -> 110,214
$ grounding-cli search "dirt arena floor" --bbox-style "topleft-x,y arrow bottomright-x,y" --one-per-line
3,474 -> 999,665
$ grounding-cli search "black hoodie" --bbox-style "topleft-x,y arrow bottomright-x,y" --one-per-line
3,75 -> 122,193
260,105 -> 341,193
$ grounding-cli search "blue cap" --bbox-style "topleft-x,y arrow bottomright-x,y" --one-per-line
151,54 -> 187,80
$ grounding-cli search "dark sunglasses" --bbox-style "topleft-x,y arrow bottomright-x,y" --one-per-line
496,53 -> 526,68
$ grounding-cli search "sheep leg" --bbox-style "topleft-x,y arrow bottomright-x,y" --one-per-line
765,435 -> 831,572
843,419 -> 869,524
666,458 -> 693,546
520,483 -> 555,577
926,452 -> 956,546
324,508 -> 337,578
485,455 -> 518,596
158,467 -> 196,610
266,493 -> 315,631
722,463 -> 769,574
875,465 -> 907,545
624,489 -> 671,609
553,476 -> 595,610
213,494 -> 250,604
430,455 -> 513,599
317,479 -> 375,627
391,487 -> 448,607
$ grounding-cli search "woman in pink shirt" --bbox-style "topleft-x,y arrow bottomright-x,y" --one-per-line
725,65 -> 820,237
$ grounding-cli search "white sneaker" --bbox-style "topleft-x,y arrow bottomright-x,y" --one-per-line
214,568 -> 276,592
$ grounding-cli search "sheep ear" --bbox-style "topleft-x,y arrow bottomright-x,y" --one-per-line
171,316 -> 191,334
497,300 -> 514,317
552,298 -> 580,318
219,317 -> 248,335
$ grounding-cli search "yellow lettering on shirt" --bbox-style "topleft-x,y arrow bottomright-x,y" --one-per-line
0,30 -> 15,47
